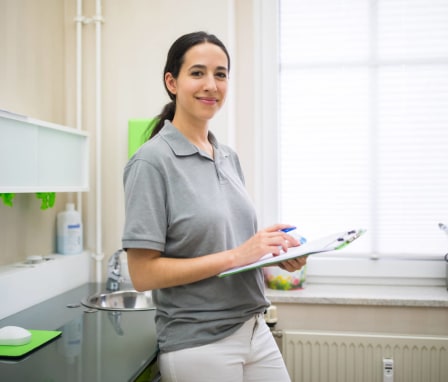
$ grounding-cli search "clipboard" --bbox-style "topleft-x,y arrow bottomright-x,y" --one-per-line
218,228 -> 366,277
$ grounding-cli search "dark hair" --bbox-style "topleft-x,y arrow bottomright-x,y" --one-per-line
147,31 -> 231,139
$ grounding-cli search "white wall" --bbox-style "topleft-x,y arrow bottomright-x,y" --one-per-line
0,0 -> 261,278
0,0 -> 70,265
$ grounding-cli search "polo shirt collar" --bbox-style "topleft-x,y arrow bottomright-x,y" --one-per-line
160,120 -> 225,158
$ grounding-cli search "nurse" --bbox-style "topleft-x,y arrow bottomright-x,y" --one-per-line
122,31 -> 306,382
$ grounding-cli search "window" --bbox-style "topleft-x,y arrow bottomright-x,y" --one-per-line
278,0 -> 448,263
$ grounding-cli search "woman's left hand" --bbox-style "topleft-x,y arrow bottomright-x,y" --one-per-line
278,255 -> 308,272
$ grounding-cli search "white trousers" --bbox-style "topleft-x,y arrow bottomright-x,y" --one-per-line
159,314 -> 291,382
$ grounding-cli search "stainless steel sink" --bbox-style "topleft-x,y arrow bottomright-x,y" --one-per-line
81,290 -> 155,311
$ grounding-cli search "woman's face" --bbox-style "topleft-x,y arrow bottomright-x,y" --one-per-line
165,42 -> 229,124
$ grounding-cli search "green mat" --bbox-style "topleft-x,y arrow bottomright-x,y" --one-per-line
0,330 -> 62,358
128,118 -> 158,158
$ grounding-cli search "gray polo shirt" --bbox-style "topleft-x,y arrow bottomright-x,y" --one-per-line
122,121 -> 269,353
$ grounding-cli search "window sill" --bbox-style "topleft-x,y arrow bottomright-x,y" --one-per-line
265,284 -> 448,308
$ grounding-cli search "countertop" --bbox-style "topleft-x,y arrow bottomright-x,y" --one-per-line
265,284 -> 448,308
0,283 -> 158,382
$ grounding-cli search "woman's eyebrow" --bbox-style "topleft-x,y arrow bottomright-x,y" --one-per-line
188,64 -> 228,72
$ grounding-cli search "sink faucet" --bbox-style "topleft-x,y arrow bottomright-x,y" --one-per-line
106,249 -> 124,291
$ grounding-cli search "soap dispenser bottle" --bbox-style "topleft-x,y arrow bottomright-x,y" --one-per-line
57,203 -> 83,254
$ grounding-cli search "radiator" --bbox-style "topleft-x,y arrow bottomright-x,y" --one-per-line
282,330 -> 448,382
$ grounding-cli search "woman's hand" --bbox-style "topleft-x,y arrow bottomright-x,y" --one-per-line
232,224 -> 300,268
276,227 -> 307,272
278,255 -> 308,272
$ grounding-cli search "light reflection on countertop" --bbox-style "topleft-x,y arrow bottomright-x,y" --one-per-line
265,284 -> 448,308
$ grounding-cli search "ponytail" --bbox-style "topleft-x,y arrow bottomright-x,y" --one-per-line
146,101 -> 176,140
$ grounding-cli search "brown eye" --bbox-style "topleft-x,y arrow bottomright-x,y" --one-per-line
216,72 -> 227,79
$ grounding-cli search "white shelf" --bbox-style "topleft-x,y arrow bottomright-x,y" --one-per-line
0,253 -> 91,319
0,110 -> 89,193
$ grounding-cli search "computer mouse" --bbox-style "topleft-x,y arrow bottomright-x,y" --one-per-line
0,326 -> 32,346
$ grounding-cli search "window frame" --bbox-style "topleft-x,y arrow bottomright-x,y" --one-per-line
253,0 -> 446,286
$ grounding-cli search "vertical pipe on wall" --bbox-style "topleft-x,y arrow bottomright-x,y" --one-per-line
75,0 -> 104,284
75,0 -> 83,230
94,0 -> 104,284
75,0 -> 83,132
93,4 -> 104,372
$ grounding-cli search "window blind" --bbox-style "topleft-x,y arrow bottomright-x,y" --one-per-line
279,0 -> 448,257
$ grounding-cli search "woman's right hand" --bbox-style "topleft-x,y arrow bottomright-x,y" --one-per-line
232,224 -> 300,268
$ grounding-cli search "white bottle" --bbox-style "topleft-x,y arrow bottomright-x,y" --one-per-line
57,203 -> 83,254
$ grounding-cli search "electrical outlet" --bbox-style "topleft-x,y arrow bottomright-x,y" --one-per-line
383,358 -> 394,382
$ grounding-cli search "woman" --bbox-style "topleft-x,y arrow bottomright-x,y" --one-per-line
122,31 -> 306,382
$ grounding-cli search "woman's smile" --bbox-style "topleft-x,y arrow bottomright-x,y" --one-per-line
196,96 -> 218,105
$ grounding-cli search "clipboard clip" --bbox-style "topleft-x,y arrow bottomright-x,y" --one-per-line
333,229 -> 366,250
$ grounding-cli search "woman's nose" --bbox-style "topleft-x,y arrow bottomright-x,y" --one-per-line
203,74 -> 218,91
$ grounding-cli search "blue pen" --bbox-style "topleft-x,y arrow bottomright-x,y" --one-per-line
281,227 -> 307,245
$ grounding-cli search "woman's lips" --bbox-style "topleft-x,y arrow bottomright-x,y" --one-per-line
197,97 -> 218,105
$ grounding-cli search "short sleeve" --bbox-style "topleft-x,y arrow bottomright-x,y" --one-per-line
122,158 -> 167,251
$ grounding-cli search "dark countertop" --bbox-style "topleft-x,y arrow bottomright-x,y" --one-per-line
0,283 -> 158,382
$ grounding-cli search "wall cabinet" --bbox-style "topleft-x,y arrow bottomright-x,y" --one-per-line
0,110 -> 89,193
